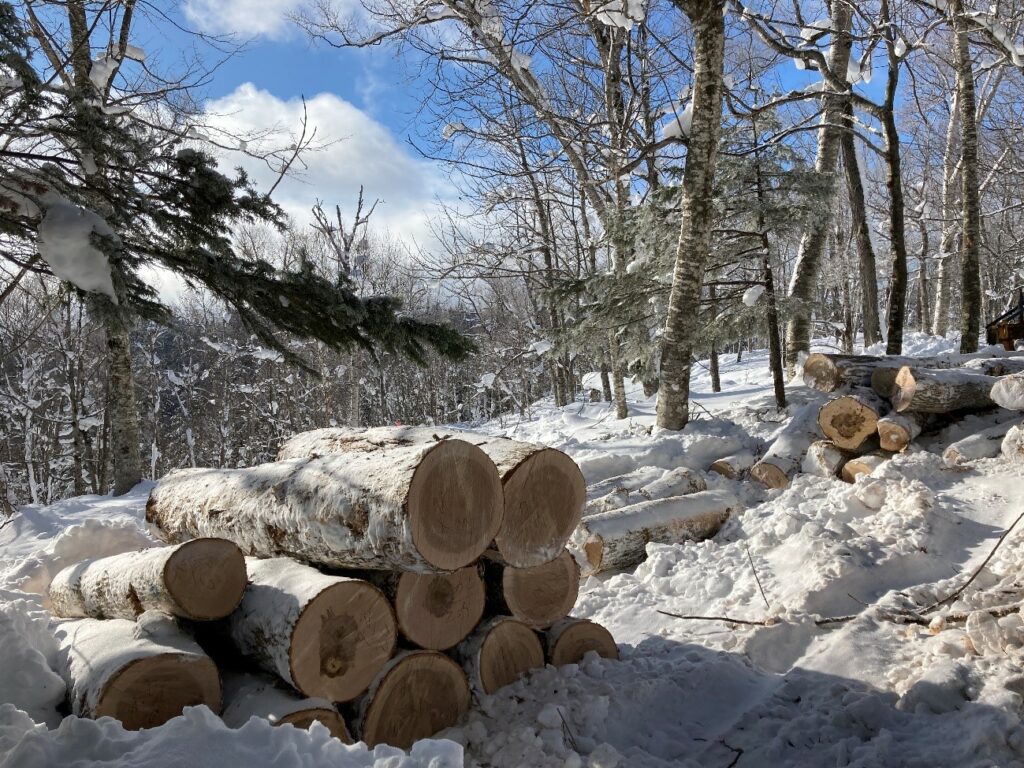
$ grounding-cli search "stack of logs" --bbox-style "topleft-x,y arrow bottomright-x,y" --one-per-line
742,352 -> 1024,489
46,427 -> 619,749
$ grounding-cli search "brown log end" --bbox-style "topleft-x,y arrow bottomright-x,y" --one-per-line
708,459 -> 736,479
502,550 -> 581,629
394,566 -> 485,651
818,396 -> 881,451
96,653 -> 221,730
278,709 -> 352,743
408,440 -> 504,571
478,618 -> 545,695
870,366 -> 901,398
359,651 -> 470,749
840,456 -> 886,483
163,538 -> 248,620
495,448 -> 586,568
547,619 -> 619,667
802,354 -> 841,392
750,461 -> 789,489
877,422 -> 911,453
290,580 -> 396,702
891,367 -> 918,412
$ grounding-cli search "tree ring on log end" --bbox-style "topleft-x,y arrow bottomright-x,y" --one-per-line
394,567 -> 485,650
819,396 -> 877,450
278,709 -> 352,742
163,538 -> 248,620
478,618 -> 544,695
96,653 -> 221,730
751,462 -> 788,489
549,620 -> 618,667
503,550 -> 580,629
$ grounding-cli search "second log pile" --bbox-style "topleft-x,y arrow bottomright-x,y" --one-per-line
48,427 -> 619,749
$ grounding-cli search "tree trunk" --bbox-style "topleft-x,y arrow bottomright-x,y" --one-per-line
105,310 -> 142,495
49,538 -> 247,621
544,618 -> 618,667
932,94 -> 960,337
228,558 -> 396,702
148,437 -> 503,572
991,372 -> 1024,410
841,453 -> 888,483
221,671 -> 351,742
708,451 -> 758,479
817,390 -> 889,451
750,402 -> 822,488
453,616 -> 544,696
804,351 -> 1022,393
943,421 -> 1017,465
483,549 -> 579,629
881,0 -> 908,355
608,331 -> 629,419
764,256 -> 788,408
802,440 -> 853,478
585,466 -> 705,515
892,367 -> 999,412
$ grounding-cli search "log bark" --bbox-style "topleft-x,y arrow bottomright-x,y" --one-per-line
991,373 -> 1024,411
55,612 -> 221,730
750,403 -> 822,489
454,616 -> 544,696
708,451 -> 757,479
802,440 -> 852,479
49,539 -> 247,621
876,413 -> 928,452
568,489 -> 737,576
943,422 -> 1018,465
1002,424 -> 1024,462
221,671 -> 351,742
148,436 -> 503,572
818,390 -> 889,451
544,618 -> 619,667
892,367 -> 999,413
841,454 -> 889,483
805,351 -> 1024,394
277,427 -> 583,568
228,558 -> 396,702
585,466 -> 705,516
354,650 -> 470,749
484,549 -> 579,629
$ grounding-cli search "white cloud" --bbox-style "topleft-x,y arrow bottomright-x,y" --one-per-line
183,0 -> 306,39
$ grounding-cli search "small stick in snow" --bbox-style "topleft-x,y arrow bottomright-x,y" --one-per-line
744,544 -> 771,610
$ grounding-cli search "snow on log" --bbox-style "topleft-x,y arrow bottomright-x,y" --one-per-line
807,351 -> 1024,393
943,422 -> 1018,465
817,390 -> 889,451
840,454 -> 888,483
964,357 -> 1024,377
585,466 -> 706,516
55,612 -> 221,730
708,451 -> 757,479
876,413 -> 928,452
544,618 -> 619,667
568,489 -> 737,577
454,616 -> 544,696
1002,424 -> 1024,462
48,538 -> 247,621
484,549 -> 580,629
228,558 -> 396,702
750,403 -> 822,489
892,367 -> 1000,413
991,373 -> 1024,411
147,436 -> 503,572
354,650 -> 470,749
221,671 -> 351,742
801,440 -> 852,478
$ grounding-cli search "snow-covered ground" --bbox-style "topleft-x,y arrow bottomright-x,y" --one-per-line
4,332 -> 1024,767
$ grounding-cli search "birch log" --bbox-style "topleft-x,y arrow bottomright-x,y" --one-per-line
1002,425 -> 1024,462
708,451 -> 758,479
991,373 -> 1024,411
806,351 -> 1024,393
278,427 -> 584,568
876,413 -> 928,452
841,454 -> 889,483
943,421 -> 1018,465
484,549 -> 580,629
354,650 -> 470,749
801,440 -> 852,478
817,390 -> 888,451
454,616 -> 544,696
892,367 -> 1000,413
147,437 -> 503,572
48,539 -> 247,621
585,466 -> 706,516
221,671 -> 351,742
544,618 -> 619,667
228,558 -> 396,702
568,489 -> 737,577
750,403 -> 822,489
55,612 -> 221,730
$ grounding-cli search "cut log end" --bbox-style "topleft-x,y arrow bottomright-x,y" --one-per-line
750,461 -> 789,489
841,454 -> 887,483
802,354 -> 843,392
291,580 -> 396,702
408,440 -> 504,571
359,652 -> 470,749
818,395 -> 882,451
394,567 -> 485,650
478,618 -> 545,695
892,368 -> 918,412
96,653 -> 221,730
502,550 -> 581,629
164,538 -> 248,620
547,619 -> 618,667
494,448 -> 585,568
278,709 -> 352,742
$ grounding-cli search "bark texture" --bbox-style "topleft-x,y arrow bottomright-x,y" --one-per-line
943,421 -> 1017,465
708,451 -> 758,479
750,403 -> 822,488
585,466 -> 705,516
892,367 -> 999,413
802,440 -> 852,478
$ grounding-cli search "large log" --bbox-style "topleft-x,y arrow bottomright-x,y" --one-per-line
484,549 -> 580,629
892,367 -> 1000,413
801,440 -> 852,478
817,390 -> 888,451
585,467 -> 705,516
708,451 -> 758,480
991,372 -> 1024,411
48,539 -> 247,621
840,453 -> 888,483
354,650 -> 470,749
228,558 -> 396,702
568,489 -> 737,577
544,618 -> 619,667
147,437 -> 503,572
454,616 -> 544,696
55,612 -> 221,730
807,351 -> 1024,393
943,421 -> 1018,465
278,426 -> 584,568
750,403 -> 822,489
221,671 -> 351,741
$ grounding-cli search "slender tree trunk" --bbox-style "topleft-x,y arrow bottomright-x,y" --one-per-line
104,307 -> 142,495
917,214 -> 930,330
708,283 -> 721,393
881,15 -> 908,355
608,331 -> 628,418
932,94 -> 959,336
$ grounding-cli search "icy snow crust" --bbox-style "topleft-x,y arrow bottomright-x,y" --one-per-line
5,332 -> 1024,765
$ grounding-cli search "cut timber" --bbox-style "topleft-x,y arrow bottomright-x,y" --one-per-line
708,451 -> 757,479
892,367 -> 1000,413
801,440 -> 852,478
807,351 -> 1024,393
544,618 -> 619,667
355,650 -> 470,749
455,616 -> 544,696
278,426 -> 584,568
221,671 -> 351,742
943,422 -> 1017,465
876,413 -> 927,452
485,549 -> 580,629
585,466 -> 706,516
55,613 -> 221,730
1002,424 -> 1024,462
48,538 -> 247,621
840,454 -> 888,483
229,558 -> 396,702
147,436 -> 503,572
818,390 -> 889,451
964,357 -> 1024,377
992,373 -> 1024,411
568,489 -> 737,577
750,403 -> 822,489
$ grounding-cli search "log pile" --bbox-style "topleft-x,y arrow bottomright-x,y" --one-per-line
46,428 -> 619,749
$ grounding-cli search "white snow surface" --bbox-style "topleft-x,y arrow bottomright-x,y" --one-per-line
5,333 -> 1024,766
